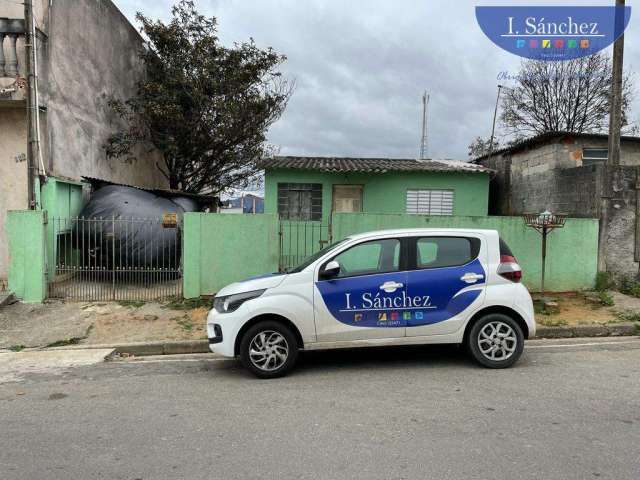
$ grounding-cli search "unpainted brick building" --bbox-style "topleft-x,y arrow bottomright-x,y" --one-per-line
474,132 -> 640,280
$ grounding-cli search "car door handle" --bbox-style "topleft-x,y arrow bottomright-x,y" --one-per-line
460,272 -> 484,284
380,281 -> 404,293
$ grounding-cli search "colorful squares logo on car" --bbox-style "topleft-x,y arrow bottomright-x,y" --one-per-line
390,312 -> 399,321
378,312 -> 387,321
403,311 -> 412,320
568,39 -> 578,49
542,39 -> 551,48
529,39 -> 538,48
414,311 -> 424,320
516,39 -> 525,48
554,39 -> 564,48
354,313 -> 363,322
580,39 -> 590,49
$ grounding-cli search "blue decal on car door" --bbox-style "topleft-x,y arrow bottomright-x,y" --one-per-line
316,271 -> 409,328
316,258 -> 485,328
404,258 -> 485,327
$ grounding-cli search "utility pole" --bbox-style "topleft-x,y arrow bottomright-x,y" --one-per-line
24,0 -> 37,209
598,0 -> 626,271
419,90 -> 429,159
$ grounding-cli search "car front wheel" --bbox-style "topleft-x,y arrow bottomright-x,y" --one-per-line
467,313 -> 524,368
239,321 -> 299,378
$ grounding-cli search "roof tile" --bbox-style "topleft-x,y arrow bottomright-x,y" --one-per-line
260,156 -> 490,174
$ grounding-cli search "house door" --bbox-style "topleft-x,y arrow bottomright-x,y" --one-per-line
332,185 -> 363,213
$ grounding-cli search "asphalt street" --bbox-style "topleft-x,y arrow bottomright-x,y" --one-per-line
1,337 -> 639,480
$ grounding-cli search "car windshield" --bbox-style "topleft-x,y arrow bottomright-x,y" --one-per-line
286,239 -> 348,274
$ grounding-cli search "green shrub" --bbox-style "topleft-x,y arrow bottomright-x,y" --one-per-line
594,272 -> 614,292
598,291 -> 614,307
619,276 -> 634,295
629,284 -> 640,299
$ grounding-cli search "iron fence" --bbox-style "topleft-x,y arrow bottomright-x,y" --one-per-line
278,218 -> 331,272
47,216 -> 182,301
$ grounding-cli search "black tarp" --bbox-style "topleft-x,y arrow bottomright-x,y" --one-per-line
74,186 -> 198,269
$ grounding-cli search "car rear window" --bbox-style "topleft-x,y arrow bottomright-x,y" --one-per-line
416,237 -> 480,269
499,238 -> 514,257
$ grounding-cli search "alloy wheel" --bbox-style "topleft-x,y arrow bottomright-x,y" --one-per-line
248,330 -> 289,372
477,321 -> 517,361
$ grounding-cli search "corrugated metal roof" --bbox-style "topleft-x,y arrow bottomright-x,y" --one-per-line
260,156 -> 490,174
81,176 -> 217,203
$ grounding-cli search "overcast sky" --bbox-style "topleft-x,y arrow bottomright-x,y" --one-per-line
114,0 -> 640,161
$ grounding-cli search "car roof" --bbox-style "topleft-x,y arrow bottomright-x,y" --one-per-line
346,228 -> 498,240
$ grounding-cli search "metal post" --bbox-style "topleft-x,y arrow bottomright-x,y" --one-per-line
541,226 -> 547,295
112,216 -> 116,300
24,0 -> 36,209
487,85 -> 503,164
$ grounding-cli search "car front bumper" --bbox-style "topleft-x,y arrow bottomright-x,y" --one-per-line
206,307 -> 248,357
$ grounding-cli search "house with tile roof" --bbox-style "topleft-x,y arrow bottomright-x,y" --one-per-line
259,157 -> 491,222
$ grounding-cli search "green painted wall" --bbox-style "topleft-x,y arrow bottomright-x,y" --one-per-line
183,213 -> 280,297
41,177 -> 85,280
331,213 -> 599,292
6,210 -> 47,303
264,168 -> 490,220
181,211 -> 598,298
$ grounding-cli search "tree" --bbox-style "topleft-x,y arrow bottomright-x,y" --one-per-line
467,136 -> 500,159
105,0 -> 294,193
500,53 -> 634,138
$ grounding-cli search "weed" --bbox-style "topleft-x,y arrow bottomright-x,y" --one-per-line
629,284 -> 640,299
45,337 -> 83,348
174,316 -> 194,331
163,296 -> 212,310
117,300 -> 145,308
9,345 -> 25,352
616,311 -> 640,323
619,276 -> 634,295
537,317 -> 568,327
598,291 -> 614,307
533,301 -> 548,315
595,272 -> 614,292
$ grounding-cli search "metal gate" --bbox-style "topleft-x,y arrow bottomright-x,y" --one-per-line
278,219 -> 331,272
47,217 -> 182,301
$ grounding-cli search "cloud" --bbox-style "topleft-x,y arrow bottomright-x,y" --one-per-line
114,0 -> 640,159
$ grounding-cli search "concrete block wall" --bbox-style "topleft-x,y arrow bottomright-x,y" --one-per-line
605,166 -> 639,279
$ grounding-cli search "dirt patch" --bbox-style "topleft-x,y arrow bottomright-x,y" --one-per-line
534,291 -> 638,327
0,300 -> 209,348
84,303 -> 208,344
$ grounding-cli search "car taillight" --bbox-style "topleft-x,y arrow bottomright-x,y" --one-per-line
498,254 -> 522,282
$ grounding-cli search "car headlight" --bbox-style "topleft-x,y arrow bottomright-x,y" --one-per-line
213,289 -> 266,313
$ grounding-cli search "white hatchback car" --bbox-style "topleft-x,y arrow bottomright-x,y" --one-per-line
207,229 -> 535,378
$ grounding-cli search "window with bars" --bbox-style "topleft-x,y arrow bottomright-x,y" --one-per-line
277,183 -> 323,221
406,189 -> 454,216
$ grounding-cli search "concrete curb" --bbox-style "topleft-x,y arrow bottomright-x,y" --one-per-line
16,340 -> 212,356
535,322 -> 639,339
100,340 -> 211,356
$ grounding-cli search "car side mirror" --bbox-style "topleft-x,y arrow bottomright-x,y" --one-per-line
320,260 -> 341,279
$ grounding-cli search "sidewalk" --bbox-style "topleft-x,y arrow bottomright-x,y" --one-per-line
1,291 -> 639,356
0,298 -> 210,350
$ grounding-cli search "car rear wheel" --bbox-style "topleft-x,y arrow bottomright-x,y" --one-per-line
239,321 -> 299,378
466,313 -> 524,368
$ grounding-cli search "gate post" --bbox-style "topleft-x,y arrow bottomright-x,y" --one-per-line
111,216 -> 116,300
7,210 -> 47,302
